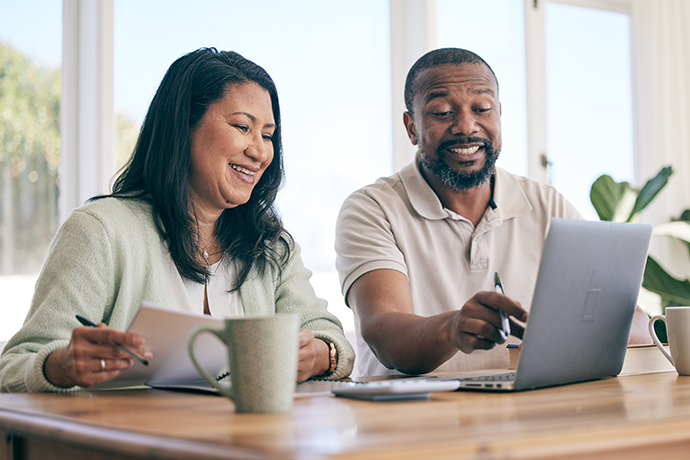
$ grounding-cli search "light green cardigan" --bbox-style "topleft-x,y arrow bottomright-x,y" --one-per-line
0,198 -> 354,392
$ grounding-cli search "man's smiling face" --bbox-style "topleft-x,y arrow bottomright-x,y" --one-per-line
405,62 -> 502,192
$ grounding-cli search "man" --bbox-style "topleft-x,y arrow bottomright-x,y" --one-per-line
335,48 -> 650,377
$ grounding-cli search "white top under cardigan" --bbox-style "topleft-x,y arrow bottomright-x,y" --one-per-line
161,245 -> 244,317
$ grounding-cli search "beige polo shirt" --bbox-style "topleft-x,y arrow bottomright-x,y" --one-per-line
335,158 -> 581,377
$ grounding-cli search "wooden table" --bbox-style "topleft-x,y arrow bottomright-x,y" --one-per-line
1,372 -> 690,460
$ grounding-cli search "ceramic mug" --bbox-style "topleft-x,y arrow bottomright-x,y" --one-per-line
189,313 -> 300,413
648,307 -> 690,375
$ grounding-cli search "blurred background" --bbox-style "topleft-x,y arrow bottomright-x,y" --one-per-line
2,0 -> 689,345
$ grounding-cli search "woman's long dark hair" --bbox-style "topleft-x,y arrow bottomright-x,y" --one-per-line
99,48 -> 289,288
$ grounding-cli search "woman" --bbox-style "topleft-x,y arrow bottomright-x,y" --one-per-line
0,48 -> 354,392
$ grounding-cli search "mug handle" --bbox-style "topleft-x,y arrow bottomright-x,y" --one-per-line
648,315 -> 674,365
188,326 -> 235,399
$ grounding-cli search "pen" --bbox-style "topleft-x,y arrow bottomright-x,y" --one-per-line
493,272 -> 511,341
75,315 -> 149,366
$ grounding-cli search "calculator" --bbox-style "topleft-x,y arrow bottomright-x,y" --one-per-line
331,378 -> 461,401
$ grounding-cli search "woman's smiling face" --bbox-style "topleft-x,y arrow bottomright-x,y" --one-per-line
188,82 -> 275,215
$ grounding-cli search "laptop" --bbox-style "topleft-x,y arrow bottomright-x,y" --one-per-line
438,218 -> 652,391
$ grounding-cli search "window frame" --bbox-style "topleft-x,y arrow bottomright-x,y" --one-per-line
524,0 -> 636,185
59,0 -> 115,224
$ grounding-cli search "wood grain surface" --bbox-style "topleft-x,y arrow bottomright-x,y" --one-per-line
1,372 -> 689,459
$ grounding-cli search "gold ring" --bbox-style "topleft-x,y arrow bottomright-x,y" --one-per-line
100,359 -> 106,372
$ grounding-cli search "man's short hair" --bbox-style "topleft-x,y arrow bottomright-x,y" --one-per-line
404,48 -> 498,115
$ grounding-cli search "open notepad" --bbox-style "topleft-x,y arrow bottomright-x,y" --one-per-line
91,302 -> 228,391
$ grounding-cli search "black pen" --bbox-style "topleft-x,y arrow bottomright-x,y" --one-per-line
75,315 -> 149,366
493,272 -> 511,340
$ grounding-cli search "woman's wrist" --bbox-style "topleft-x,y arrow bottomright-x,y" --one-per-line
44,348 -> 73,388
317,339 -> 337,376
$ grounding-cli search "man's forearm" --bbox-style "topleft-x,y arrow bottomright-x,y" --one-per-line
360,310 -> 460,375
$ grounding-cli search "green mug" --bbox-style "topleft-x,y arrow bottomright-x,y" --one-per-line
188,313 -> 300,413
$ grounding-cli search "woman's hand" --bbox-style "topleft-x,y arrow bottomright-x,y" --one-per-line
43,323 -> 152,388
296,330 -> 331,382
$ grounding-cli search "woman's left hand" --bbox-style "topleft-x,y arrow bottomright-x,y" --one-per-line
296,330 -> 330,382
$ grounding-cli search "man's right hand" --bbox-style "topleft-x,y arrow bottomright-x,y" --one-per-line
446,291 -> 527,354
44,324 -> 151,388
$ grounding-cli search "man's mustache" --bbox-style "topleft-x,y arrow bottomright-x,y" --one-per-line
437,137 -> 491,151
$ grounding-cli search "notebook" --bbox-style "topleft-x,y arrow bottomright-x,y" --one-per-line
91,302 -> 228,391
438,218 -> 653,391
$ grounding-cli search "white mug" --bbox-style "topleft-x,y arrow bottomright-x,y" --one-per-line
648,306 -> 690,375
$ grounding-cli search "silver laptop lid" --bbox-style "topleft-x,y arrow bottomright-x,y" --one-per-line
513,218 -> 652,391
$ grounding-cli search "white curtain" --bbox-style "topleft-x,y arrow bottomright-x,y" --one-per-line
633,0 -> 690,278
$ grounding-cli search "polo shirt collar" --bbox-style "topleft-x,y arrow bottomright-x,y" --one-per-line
400,156 -> 532,221
493,167 -> 532,220
399,157 -> 449,220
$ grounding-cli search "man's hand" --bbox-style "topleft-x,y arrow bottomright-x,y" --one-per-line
44,323 -> 151,388
446,291 -> 528,354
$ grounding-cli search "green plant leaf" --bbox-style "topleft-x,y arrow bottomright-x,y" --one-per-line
590,175 -> 634,222
614,188 -> 639,222
653,221 -> 690,244
642,255 -> 690,306
663,298 -> 688,309
628,166 -> 674,221
673,209 -> 690,257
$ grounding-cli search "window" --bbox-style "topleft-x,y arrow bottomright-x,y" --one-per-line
0,0 -> 62,342
0,0 -> 643,345
115,0 -> 392,337
545,2 -> 634,219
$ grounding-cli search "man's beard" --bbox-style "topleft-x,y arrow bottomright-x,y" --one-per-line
419,137 -> 500,192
